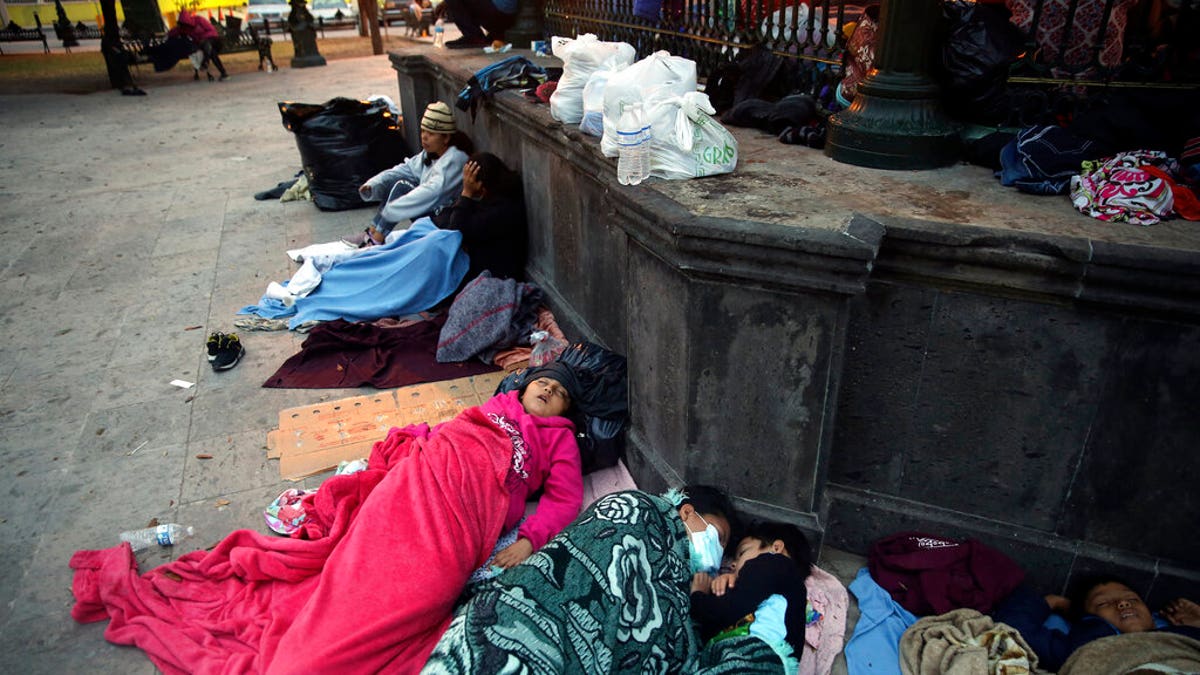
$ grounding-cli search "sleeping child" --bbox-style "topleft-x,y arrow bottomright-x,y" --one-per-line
690,521 -> 814,674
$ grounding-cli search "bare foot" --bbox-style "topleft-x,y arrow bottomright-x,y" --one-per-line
1162,598 -> 1200,628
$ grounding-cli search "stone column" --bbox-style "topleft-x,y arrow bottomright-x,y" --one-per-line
825,0 -> 959,169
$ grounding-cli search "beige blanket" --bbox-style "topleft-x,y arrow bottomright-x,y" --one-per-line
900,608 -> 1037,675
1059,631 -> 1200,675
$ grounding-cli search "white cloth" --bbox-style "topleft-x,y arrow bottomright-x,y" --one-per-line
287,241 -> 356,263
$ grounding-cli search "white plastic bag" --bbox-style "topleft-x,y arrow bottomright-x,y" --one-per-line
600,51 -> 698,157
645,92 -> 738,179
549,34 -> 637,125
579,69 -> 613,137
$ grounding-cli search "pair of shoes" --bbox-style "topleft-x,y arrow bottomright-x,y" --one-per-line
207,332 -> 246,371
340,229 -> 376,248
445,36 -> 489,49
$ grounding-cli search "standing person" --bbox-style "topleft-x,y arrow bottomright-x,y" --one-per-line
346,101 -> 469,246
432,151 -> 528,282
170,9 -> 228,80
441,0 -> 515,49
691,521 -> 814,674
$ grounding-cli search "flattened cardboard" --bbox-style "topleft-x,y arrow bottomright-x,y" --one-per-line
267,371 -> 508,480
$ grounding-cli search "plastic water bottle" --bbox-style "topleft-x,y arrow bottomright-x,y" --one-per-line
617,102 -> 648,186
119,523 -> 195,551
637,112 -> 652,182
432,19 -> 445,48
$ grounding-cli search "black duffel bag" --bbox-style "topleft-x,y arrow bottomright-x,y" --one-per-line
278,97 -> 408,211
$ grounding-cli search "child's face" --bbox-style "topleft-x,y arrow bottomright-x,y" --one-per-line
1085,582 -> 1154,633
730,537 -> 786,574
520,377 -> 571,417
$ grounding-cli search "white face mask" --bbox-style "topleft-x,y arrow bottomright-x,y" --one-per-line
688,514 -> 724,575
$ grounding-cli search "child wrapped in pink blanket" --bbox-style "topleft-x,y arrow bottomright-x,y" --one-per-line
70,363 -> 586,675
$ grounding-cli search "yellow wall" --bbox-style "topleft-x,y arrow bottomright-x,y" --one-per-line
5,0 -> 250,28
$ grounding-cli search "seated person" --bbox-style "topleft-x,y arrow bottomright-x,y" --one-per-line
691,521 -> 813,674
442,0 -> 516,49
346,100 -> 469,246
994,575 -> 1200,672
432,151 -> 528,282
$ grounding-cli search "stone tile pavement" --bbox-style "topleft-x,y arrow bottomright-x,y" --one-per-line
0,52 -> 867,672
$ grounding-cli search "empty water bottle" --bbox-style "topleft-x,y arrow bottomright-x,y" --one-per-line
119,523 -> 195,551
617,102 -> 649,186
432,19 -> 445,48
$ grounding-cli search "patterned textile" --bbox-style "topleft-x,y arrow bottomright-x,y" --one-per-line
1070,150 -> 1178,226
1005,0 -> 1133,76
422,490 -> 784,674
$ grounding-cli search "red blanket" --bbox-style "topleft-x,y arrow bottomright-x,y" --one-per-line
71,405 -> 517,674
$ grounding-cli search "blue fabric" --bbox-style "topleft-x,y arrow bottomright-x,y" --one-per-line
844,567 -> 917,675
995,125 -> 1097,196
239,219 -> 467,329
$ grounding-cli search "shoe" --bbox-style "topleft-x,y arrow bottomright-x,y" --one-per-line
120,87 -> 147,96
207,72 -> 215,82
211,333 -> 245,371
445,36 -> 489,49
206,331 -> 224,362
219,74 -> 229,81
340,229 -> 374,248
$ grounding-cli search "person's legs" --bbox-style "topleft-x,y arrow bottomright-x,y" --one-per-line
442,0 -> 506,44
206,39 -> 228,78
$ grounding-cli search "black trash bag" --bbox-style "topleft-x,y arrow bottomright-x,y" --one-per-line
495,341 -> 629,474
278,97 -> 409,211
937,0 -> 1025,124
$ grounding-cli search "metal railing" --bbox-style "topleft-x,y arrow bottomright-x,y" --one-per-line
544,0 -> 1197,125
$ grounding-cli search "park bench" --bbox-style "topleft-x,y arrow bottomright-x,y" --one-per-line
120,18 -> 275,71
0,20 -> 50,53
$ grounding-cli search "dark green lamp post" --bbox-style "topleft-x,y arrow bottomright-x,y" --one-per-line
825,0 -> 960,169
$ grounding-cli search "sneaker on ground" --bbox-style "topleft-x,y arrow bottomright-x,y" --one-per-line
212,334 -> 246,372
206,331 -> 224,362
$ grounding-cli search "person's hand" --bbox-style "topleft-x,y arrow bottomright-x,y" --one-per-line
1162,598 -> 1200,628
493,537 -> 534,568
358,183 -> 373,201
711,572 -> 738,596
1044,594 -> 1071,613
692,572 -> 713,594
461,160 -> 484,199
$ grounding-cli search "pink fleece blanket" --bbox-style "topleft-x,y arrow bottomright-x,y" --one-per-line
70,398 -> 563,674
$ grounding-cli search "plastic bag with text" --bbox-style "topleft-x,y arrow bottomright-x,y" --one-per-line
549,34 -> 637,125
600,51 -> 698,157
645,92 -> 738,179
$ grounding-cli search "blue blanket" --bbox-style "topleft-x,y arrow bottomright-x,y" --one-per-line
240,219 -> 467,329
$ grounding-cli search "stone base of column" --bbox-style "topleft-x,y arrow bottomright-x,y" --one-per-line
826,72 -> 960,170
291,54 -> 328,68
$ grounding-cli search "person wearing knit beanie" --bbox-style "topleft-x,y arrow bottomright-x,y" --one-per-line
347,101 -> 470,246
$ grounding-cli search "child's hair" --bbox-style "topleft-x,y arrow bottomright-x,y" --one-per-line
742,521 -> 813,574
680,484 -> 740,551
1066,574 -> 1141,620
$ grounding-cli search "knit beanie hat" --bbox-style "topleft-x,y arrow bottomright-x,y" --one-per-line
421,101 -> 456,134
523,361 -> 583,406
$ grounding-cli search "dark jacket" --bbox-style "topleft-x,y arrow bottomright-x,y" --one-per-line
690,553 -> 809,658
433,192 -> 527,283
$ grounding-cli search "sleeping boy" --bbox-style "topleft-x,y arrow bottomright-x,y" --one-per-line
690,521 -> 813,673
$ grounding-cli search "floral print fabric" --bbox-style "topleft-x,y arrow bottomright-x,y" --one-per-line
422,490 -> 784,674
1070,150 -> 1178,226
